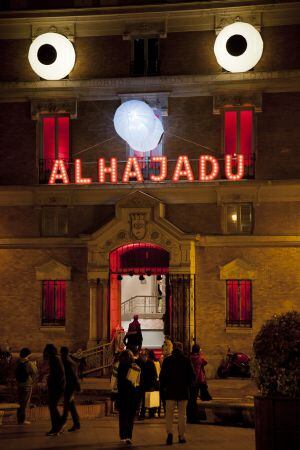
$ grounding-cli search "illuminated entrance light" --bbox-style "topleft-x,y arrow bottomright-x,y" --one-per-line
225,154 -> 245,180
75,159 -> 92,184
172,155 -> 194,182
48,159 -> 70,184
28,32 -> 76,80
122,157 -> 144,182
48,154 -> 246,184
98,157 -> 118,183
199,155 -> 219,181
214,22 -> 263,73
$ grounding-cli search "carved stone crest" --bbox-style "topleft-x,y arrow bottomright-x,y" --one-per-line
130,213 -> 147,240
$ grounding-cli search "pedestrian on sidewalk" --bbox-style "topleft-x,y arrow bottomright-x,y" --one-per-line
160,342 -> 195,445
43,344 -> 66,436
60,346 -> 81,432
15,347 -> 38,425
123,314 -> 143,351
139,349 -> 159,420
162,335 -> 173,359
187,344 -> 212,423
117,349 -> 141,445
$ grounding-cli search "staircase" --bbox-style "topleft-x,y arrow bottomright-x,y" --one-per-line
121,295 -> 164,316
73,341 -> 114,376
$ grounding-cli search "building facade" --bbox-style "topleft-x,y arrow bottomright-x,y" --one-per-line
0,0 -> 300,375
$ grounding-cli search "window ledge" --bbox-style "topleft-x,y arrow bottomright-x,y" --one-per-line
40,326 -> 66,332
225,327 -> 253,334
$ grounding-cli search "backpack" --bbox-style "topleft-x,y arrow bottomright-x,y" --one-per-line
15,361 -> 30,383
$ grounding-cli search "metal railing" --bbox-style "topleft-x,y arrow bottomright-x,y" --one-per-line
121,295 -> 165,315
73,341 -> 114,375
39,155 -> 256,184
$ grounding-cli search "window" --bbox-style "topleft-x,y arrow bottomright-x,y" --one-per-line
224,203 -> 253,234
41,207 -> 68,236
131,37 -> 160,76
39,115 -> 70,183
42,280 -> 66,326
226,280 -> 252,327
223,109 -> 254,178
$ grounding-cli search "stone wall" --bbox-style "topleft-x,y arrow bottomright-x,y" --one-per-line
0,247 -> 89,352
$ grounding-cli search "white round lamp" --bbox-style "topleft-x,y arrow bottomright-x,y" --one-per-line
28,32 -> 76,80
214,22 -> 263,73
128,115 -> 164,152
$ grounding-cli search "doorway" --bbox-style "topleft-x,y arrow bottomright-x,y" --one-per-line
109,243 -> 169,348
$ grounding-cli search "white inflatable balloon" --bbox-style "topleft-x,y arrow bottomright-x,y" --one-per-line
128,115 -> 164,151
114,100 -> 156,147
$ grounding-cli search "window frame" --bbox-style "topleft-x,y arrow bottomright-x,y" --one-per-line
41,280 -> 66,327
41,206 -> 69,237
226,279 -> 252,328
130,36 -> 160,76
223,202 -> 253,235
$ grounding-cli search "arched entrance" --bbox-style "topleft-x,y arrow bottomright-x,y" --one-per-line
109,243 -> 169,348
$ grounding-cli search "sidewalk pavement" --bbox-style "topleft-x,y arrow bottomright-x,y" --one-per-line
0,416 -> 255,450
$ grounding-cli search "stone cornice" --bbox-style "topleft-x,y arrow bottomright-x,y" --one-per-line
1,69 -> 300,102
197,235 -> 300,247
0,180 -> 299,206
0,237 -> 85,248
0,2 -> 299,39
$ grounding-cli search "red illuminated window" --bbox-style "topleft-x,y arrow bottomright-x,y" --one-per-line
223,109 -> 254,177
40,115 -> 70,182
42,281 -> 66,326
226,280 -> 252,327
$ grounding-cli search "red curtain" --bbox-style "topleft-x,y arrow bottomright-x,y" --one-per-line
224,111 -> 237,156
43,281 -> 66,324
240,280 -> 252,322
227,280 -> 252,325
240,110 -> 253,166
227,280 -> 239,322
42,116 -> 70,170
43,118 -> 55,170
57,117 -> 70,161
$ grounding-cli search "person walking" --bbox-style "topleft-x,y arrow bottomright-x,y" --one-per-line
162,335 -> 173,359
43,344 -> 66,436
187,344 -> 212,423
15,347 -> 38,425
138,349 -> 159,419
123,315 -> 143,351
60,346 -> 81,432
160,342 -> 195,445
117,349 -> 141,444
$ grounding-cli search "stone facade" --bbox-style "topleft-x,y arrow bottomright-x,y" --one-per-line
0,1 -> 299,375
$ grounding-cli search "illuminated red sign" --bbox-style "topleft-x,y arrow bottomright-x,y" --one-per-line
48,155 -> 245,184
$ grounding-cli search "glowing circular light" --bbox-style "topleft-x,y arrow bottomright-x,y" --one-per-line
114,100 -> 164,152
28,32 -> 76,80
214,22 -> 263,73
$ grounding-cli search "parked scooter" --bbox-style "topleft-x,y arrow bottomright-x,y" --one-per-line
217,347 -> 251,378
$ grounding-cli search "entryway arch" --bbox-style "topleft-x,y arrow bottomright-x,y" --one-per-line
85,191 -> 196,351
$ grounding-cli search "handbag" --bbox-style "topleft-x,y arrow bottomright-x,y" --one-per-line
126,363 -> 141,387
145,391 -> 160,408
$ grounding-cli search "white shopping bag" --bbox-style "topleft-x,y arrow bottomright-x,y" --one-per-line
145,391 -> 160,408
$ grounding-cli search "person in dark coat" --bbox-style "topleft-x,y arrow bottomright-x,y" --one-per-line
60,346 -> 81,432
15,347 -> 38,425
187,344 -> 212,423
43,344 -> 66,436
123,315 -> 143,351
159,342 -> 195,445
139,349 -> 159,419
117,349 -> 141,444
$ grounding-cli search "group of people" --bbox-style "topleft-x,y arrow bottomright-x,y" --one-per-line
113,315 -> 212,445
15,344 -> 81,435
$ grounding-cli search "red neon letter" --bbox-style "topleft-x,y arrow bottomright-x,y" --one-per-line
122,157 -> 143,182
225,154 -> 244,181
98,158 -> 118,183
48,159 -> 70,184
150,157 -> 167,182
172,155 -> 194,182
199,155 -> 219,181
75,159 -> 92,184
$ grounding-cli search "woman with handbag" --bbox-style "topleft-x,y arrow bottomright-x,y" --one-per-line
117,349 -> 141,445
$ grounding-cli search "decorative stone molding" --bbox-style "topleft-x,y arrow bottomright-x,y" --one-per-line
215,13 -> 262,34
31,99 -> 77,120
122,19 -> 167,39
119,92 -> 169,116
219,258 -> 257,280
36,258 -> 71,280
213,94 -> 262,115
31,23 -> 75,42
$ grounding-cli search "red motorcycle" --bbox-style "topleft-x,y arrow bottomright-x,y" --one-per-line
217,347 -> 251,378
